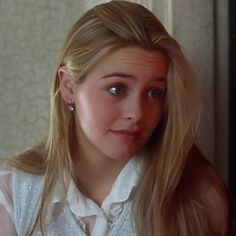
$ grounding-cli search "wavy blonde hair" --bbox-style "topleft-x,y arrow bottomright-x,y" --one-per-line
7,1 -> 206,235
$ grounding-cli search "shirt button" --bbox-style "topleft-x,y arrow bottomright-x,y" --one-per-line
110,203 -> 123,217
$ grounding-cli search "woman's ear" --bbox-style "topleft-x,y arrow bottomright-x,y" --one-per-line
58,66 -> 75,103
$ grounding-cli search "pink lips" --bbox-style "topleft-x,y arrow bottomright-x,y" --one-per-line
109,129 -> 142,141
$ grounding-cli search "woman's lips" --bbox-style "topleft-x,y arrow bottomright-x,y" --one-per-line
109,129 -> 142,141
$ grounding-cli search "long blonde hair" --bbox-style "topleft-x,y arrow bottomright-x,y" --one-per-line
7,1 -> 205,235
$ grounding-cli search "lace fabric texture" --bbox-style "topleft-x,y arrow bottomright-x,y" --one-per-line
13,170 -> 136,236
0,156 -> 144,235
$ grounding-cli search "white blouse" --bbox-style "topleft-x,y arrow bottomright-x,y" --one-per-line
0,156 -> 144,236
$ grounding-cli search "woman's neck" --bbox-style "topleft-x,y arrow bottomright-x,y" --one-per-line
72,148 -> 128,206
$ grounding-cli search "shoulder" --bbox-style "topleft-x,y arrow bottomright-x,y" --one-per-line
0,168 -> 13,206
4,142 -> 47,175
0,167 -> 44,198
184,145 -> 230,235
0,167 -> 44,196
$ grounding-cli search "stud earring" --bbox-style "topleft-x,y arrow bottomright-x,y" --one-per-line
68,100 -> 74,111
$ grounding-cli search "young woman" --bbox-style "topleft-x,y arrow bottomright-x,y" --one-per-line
0,1 -> 230,235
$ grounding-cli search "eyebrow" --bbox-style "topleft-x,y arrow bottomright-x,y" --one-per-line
101,72 -> 166,81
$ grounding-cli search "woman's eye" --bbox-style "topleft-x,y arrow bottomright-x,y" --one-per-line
147,87 -> 166,99
108,85 -> 126,95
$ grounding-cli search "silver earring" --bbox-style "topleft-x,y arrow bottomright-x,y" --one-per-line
68,100 -> 74,111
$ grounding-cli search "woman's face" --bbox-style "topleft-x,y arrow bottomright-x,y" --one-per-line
72,46 -> 168,161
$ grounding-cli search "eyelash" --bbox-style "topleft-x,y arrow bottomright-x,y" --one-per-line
107,84 -> 166,100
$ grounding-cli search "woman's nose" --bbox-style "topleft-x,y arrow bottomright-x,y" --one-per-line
123,98 -> 143,122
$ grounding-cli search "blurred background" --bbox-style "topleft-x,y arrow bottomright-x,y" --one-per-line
0,0 -> 234,198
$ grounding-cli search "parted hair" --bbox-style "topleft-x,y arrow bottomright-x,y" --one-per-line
7,1 -> 209,235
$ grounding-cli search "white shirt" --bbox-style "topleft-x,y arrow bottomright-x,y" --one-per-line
0,156 -> 144,235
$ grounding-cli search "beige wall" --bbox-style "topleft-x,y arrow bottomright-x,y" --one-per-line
0,0 -> 86,157
0,0 -> 229,182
